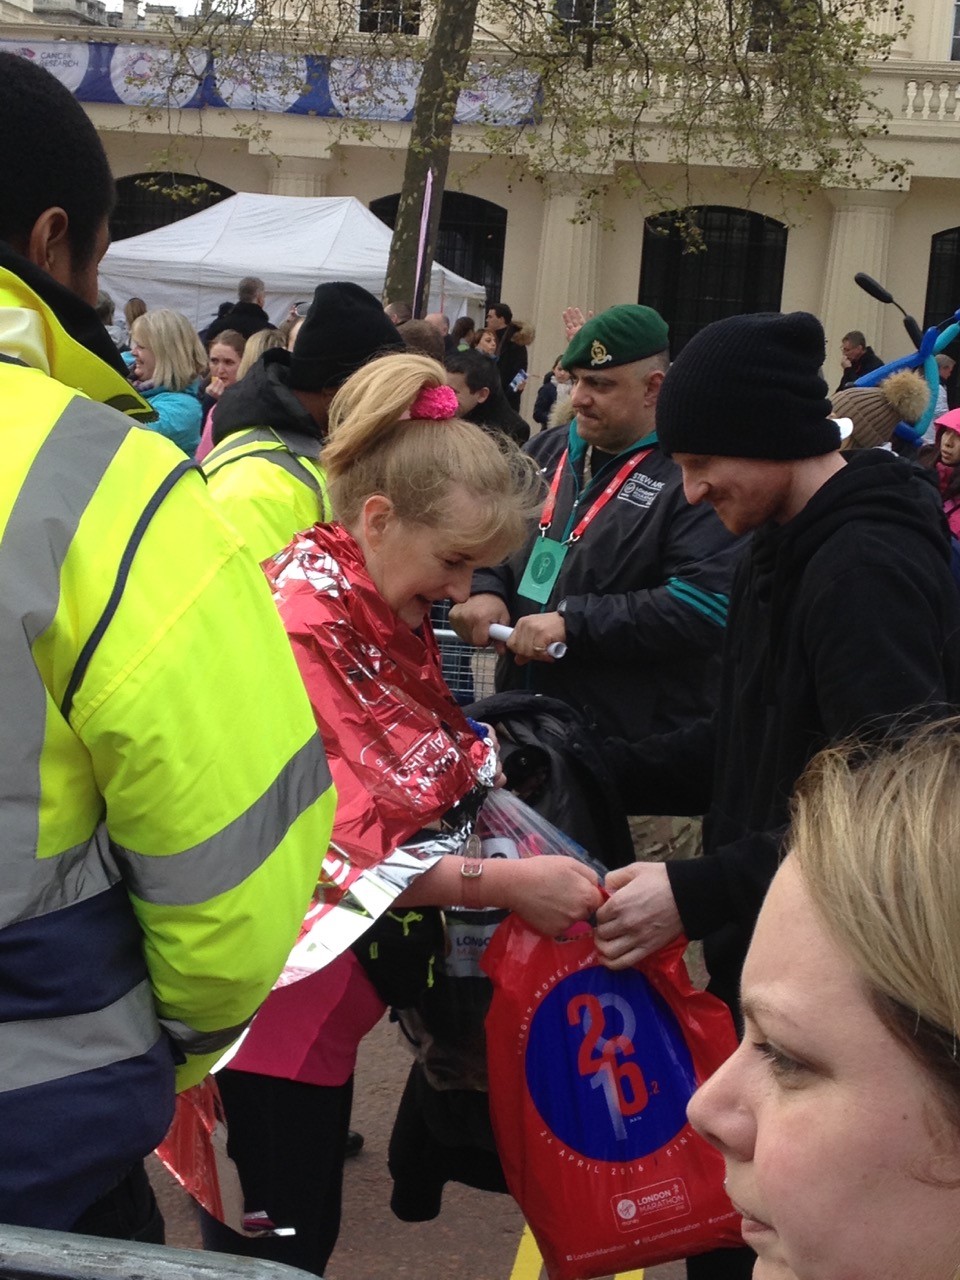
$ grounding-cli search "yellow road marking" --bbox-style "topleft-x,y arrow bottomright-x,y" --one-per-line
509,1225 -> 543,1280
508,1225 -> 646,1280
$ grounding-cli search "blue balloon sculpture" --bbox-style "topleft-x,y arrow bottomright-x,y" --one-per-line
853,310 -> 960,444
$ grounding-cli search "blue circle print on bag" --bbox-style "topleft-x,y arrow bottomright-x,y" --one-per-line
525,966 -> 697,1163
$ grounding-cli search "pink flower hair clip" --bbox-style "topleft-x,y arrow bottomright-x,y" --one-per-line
409,384 -> 460,421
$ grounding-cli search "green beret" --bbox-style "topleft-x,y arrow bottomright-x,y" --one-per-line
562,305 -> 669,372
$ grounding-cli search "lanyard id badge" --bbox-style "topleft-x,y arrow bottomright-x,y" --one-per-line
517,444 -> 654,605
518,536 -> 568,604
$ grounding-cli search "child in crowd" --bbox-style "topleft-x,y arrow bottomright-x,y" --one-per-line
471,327 -> 499,357
934,408 -> 960,536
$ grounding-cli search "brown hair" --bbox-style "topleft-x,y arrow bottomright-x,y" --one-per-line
124,296 -> 147,329
208,328 -> 245,359
324,353 -> 542,562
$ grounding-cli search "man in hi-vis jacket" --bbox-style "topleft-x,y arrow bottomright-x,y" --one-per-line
0,51 -> 335,1239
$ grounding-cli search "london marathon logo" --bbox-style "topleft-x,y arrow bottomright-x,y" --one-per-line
524,967 -> 698,1163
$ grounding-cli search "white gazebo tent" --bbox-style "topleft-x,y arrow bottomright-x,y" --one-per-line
100,192 -> 487,332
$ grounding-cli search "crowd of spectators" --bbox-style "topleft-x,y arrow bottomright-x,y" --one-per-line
7,47 -> 960,1280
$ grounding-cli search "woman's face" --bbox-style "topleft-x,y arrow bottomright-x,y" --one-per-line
208,342 -> 242,387
477,330 -> 498,357
688,858 -> 960,1280
940,429 -> 960,466
358,490 -> 493,629
130,330 -> 156,383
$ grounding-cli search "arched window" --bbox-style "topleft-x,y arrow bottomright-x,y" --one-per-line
110,173 -> 234,242
924,227 -> 960,330
924,227 -> 960,407
370,191 -> 506,302
639,206 -> 788,355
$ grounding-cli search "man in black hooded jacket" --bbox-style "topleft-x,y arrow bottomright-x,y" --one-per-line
594,310 -> 960,1280
596,311 -> 960,996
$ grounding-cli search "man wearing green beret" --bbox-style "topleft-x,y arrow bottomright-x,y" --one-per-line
450,303 -> 743,747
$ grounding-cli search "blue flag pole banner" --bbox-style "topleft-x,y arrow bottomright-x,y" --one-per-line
0,37 -> 539,124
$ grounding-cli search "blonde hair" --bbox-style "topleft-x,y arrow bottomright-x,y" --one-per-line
237,327 -> 285,380
131,309 -> 206,391
325,353 -> 542,562
791,721 -> 960,1122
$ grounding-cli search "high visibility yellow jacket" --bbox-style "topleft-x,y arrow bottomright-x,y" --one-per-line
203,426 -> 331,562
0,254 -> 336,1230
202,357 -> 331,561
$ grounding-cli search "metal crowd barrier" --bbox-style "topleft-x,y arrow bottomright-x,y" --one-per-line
0,1226 -> 316,1280
432,625 -> 497,705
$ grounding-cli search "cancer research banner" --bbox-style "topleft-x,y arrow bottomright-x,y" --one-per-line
0,38 -> 539,124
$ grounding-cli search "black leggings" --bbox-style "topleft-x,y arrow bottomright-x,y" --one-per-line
198,1068 -> 353,1278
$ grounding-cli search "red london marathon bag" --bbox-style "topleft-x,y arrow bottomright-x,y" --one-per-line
482,922 -> 743,1280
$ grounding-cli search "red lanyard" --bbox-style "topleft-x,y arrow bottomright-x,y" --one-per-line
539,447 -> 654,544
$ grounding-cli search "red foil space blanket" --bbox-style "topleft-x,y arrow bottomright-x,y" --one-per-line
157,522 -> 496,1227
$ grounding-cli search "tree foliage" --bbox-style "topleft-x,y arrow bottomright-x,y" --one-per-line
477,0 -> 909,224
138,0 -> 910,292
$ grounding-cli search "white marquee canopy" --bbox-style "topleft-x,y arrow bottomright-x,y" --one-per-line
100,192 -> 486,331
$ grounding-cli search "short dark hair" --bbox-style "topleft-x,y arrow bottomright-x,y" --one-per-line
385,300 -> 413,324
0,52 -> 114,269
238,276 -> 265,303
451,316 -> 475,344
446,348 -> 500,396
95,291 -> 115,324
398,319 -> 445,363
487,302 -> 513,325
843,330 -> 867,348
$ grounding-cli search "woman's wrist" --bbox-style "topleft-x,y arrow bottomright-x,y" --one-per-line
469,856 -> 521,913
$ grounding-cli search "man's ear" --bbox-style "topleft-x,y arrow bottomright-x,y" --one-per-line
476,386 -> 491,404
26,207 -> 72,286
360,493 -> 395,550
644,369 -> 666,406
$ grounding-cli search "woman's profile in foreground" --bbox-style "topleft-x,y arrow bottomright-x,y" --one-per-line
689,721 -> 960,1280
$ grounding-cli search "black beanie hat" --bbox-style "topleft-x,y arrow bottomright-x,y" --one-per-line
657,311 -> 842,461
288,281 -> 404,392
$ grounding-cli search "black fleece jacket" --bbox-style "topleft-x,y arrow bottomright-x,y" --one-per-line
211,350 -> 322,446
608,450 -> 960,1003
473,423 -> 744,741
205,300 -> 275,344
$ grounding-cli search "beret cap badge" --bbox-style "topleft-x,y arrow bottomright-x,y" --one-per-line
562,304 -> 669,373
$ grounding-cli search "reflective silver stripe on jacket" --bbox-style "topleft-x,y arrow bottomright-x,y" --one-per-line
0,397 -> 127,931
160,1015 -> 251,1056
114,732 -> 332,907
0,978 -> 160,1093
2,824 -> 119,931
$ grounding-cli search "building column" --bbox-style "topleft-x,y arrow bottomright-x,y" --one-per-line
530,185 -> 602,388
819,187 -> 908,382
